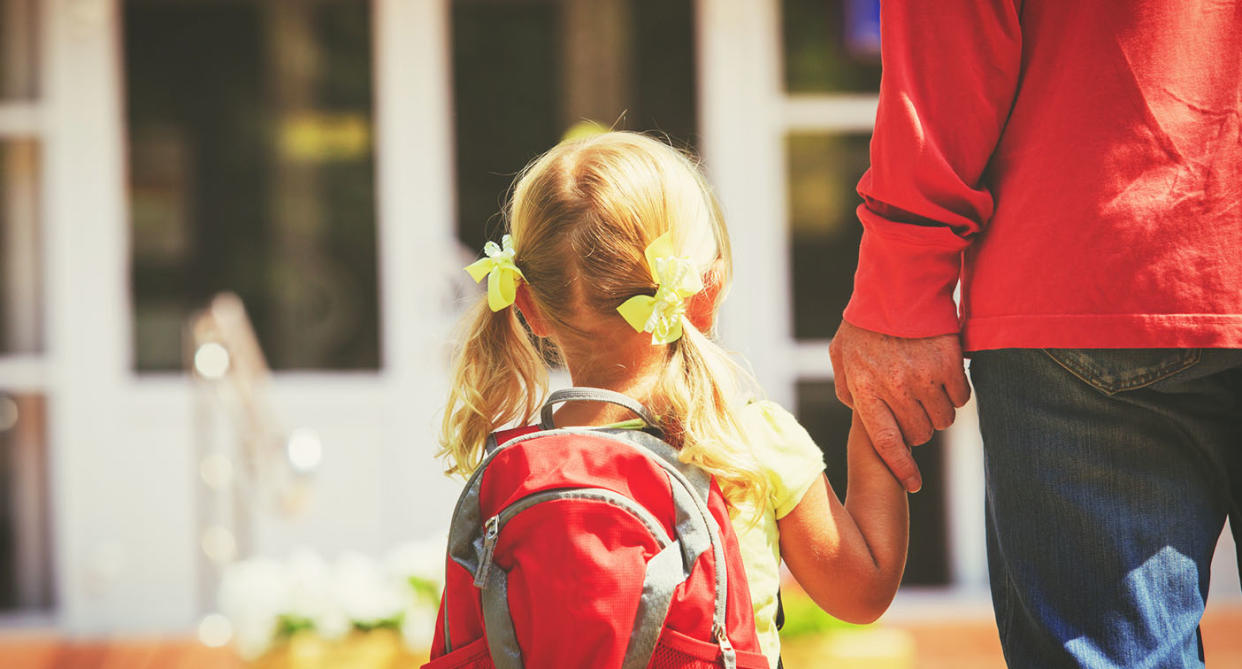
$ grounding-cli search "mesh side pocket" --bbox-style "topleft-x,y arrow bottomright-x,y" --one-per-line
649,642 -> 722,669
649,627 -> 772,669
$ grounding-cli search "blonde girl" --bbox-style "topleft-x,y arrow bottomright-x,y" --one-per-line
441,131 -> 909,667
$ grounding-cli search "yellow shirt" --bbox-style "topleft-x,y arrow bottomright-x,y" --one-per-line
732,401 -> 827,668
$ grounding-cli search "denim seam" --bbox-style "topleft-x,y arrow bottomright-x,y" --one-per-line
1039,349 -> 1203,395
996,558 -> 1017,655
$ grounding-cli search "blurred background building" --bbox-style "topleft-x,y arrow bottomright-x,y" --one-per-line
0,0 -> 1237,641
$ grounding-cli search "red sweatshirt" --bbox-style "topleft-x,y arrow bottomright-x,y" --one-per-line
843,1 -> 1242,351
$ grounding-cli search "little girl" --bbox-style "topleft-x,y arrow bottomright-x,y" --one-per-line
440,131 -> 908,667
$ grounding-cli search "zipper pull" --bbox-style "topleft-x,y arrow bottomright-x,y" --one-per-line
714,623 -> 737,669
473,515 -> 500,588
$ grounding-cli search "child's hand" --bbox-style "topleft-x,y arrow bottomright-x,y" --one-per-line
777,413 -> 910,624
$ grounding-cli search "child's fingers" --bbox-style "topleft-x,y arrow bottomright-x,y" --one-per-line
855,397 -> 922,493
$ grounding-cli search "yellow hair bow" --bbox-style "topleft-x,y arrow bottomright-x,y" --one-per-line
617,232 -> 703,344
465,234 -> 525,311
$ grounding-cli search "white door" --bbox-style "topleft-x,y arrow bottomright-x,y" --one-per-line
34,0 -> 462,633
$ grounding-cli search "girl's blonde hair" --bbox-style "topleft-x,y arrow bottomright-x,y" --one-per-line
439,131 -> 768,518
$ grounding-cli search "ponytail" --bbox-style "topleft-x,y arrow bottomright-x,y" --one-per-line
654,321 -> 769,523
438,298 -> 549,476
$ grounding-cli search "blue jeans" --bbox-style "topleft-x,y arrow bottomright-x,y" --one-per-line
970,348 -> 1242,668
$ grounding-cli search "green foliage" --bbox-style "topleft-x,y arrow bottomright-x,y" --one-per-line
408,575 -> 442,605
276,614 -> 316,638
353,611 -> 403,632
275,609 -> 405,638
778,591 -> 867,639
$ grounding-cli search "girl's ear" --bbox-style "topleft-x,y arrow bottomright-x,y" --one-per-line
514,283 -> 552,337
686,260 -> 726,332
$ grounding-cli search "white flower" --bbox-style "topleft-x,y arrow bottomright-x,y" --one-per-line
332,552 -> 406,626
219,557 -> 288,660
385,534 -> 447,595
401,603 -> 439,650
284,549 -> 349,640
217,535 -> 451,656
386,535 -> 447,651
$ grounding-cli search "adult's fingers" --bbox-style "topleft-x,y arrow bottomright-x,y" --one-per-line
889,395 -> 935,448
921,387 -> 957,431
944,365 -> 972,407
856,396 -> 922,493
829,342 -> 855,408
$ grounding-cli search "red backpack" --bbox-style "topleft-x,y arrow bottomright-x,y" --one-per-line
424,388 -> 769,669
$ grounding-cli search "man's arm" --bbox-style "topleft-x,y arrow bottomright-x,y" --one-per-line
832,1 -> 1023,492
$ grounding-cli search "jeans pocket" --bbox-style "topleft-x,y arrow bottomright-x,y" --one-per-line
1040,348 -> 1202,395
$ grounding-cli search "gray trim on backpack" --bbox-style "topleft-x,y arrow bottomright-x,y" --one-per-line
620,540 -> 687,669
615,429 -> 713,502
667,470 -> 712,578
483,432 -> 499,455
473,488 -> 677,668
441,585 -> 452,653
481,567 -> 522,669
491,488 -> 673,549
539,387 -> 659,429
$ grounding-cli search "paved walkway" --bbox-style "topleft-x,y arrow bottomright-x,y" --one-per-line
782,603 -> 1242,668
1,604 -> 1240,668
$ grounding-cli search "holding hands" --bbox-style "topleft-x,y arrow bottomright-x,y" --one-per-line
828,320 -> 971,493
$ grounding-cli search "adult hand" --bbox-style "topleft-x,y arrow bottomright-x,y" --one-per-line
828,320 -> 971,493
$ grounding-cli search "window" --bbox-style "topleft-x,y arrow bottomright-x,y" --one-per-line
0,393 -> 51,611
0,0 -> 38,101
125,0 -> 380,372
0,0 -> 51,611
0,140 -> 40,357
781,0 -> 951,586
452,0 -> 697,254
786,132 -> 869,340
0,139 -> 48,611
1,0 -> 41,357
783,0 -> 881,94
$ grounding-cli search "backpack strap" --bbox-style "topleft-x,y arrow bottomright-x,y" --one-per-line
484,426 -> 540,455
538,387 -> 659,430
775,588 -> 785,630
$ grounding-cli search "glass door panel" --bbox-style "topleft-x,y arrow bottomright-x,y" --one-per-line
451,0 -> 697,254
124,0 -> 380,372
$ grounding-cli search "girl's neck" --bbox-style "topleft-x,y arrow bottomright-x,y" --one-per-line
553,340 -> 664,428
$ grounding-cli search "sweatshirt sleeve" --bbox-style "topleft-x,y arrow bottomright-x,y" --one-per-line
843,1 -> 1023,338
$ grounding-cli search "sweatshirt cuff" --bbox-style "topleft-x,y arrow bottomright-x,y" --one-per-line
843,207 -> 963,338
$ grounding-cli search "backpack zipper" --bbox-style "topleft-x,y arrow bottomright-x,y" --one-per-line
472,516 -> 500,588
714,622 -> 738,669
472,487 -> 673,589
